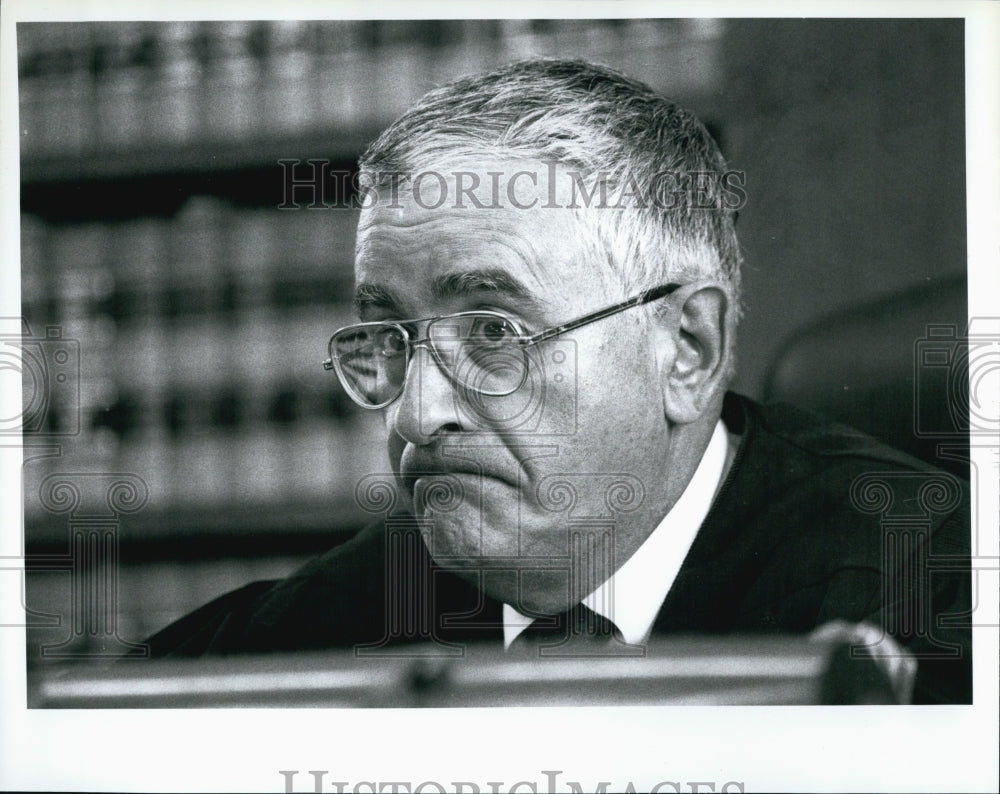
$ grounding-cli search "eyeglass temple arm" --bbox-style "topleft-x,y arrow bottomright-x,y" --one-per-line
525,283 -> 682,344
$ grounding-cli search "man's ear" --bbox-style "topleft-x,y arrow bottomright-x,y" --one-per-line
655,284 -> 730,424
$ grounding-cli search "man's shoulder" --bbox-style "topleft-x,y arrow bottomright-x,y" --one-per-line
143,520 -> 489,657
141,579 -> 281,658
723,392 -> 968,509
701,393 -> 973,703
143,522 -> 399,657
710,392 -> 969,562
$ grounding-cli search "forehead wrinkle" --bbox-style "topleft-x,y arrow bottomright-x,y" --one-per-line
356,208 -> 512,274
486,212 -> 589,291
354,201 -> 587,317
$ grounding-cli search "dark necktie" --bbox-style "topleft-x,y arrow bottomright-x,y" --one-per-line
508,602 -> 644,658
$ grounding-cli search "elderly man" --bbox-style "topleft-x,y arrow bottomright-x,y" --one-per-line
147,59 -> 971,704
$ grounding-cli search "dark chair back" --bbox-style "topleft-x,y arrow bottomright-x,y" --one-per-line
763,276 -> 969,478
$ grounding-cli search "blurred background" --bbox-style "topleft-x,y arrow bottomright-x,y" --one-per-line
16,19 -> 966,664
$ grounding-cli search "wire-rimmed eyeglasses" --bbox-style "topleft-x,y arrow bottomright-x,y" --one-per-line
323,282 -> 682,409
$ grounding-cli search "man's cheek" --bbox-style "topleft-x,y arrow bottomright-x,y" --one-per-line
386,430 -> 406,474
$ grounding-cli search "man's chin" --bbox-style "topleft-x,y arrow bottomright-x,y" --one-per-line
415,506 -> 509,563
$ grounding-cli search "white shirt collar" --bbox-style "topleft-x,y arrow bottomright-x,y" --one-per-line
503,419 -> 732,648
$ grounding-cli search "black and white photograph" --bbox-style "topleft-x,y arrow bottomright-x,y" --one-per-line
1,2 -> 998,792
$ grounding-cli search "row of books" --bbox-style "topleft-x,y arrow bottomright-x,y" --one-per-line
17,306 -> 385,515
21,198 -> 359,305
23,415 -> 390,525
18,19 -> 722,160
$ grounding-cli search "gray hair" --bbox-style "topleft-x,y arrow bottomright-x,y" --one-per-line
359,57 -> 743,314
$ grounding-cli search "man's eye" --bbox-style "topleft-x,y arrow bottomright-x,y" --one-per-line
377,328 -> 408,356
471,317 -> 518,343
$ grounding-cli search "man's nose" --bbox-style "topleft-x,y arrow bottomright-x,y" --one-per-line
387,345 -> 465,445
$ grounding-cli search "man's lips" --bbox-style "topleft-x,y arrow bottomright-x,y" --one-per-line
399,447 -> 517,493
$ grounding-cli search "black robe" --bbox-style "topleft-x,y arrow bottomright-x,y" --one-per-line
144,393 -> 972,704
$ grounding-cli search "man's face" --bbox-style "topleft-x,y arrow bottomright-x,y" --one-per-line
353,162 -> 676,613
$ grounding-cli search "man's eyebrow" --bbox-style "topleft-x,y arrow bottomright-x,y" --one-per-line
353,283 -> 401,313
353,269 -> 549,316
432,269 -> 549,312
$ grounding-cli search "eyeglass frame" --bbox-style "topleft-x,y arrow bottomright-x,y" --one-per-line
323,282 -> 683,409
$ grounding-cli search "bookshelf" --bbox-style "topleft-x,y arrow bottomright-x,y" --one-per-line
18,19 -> 725,647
